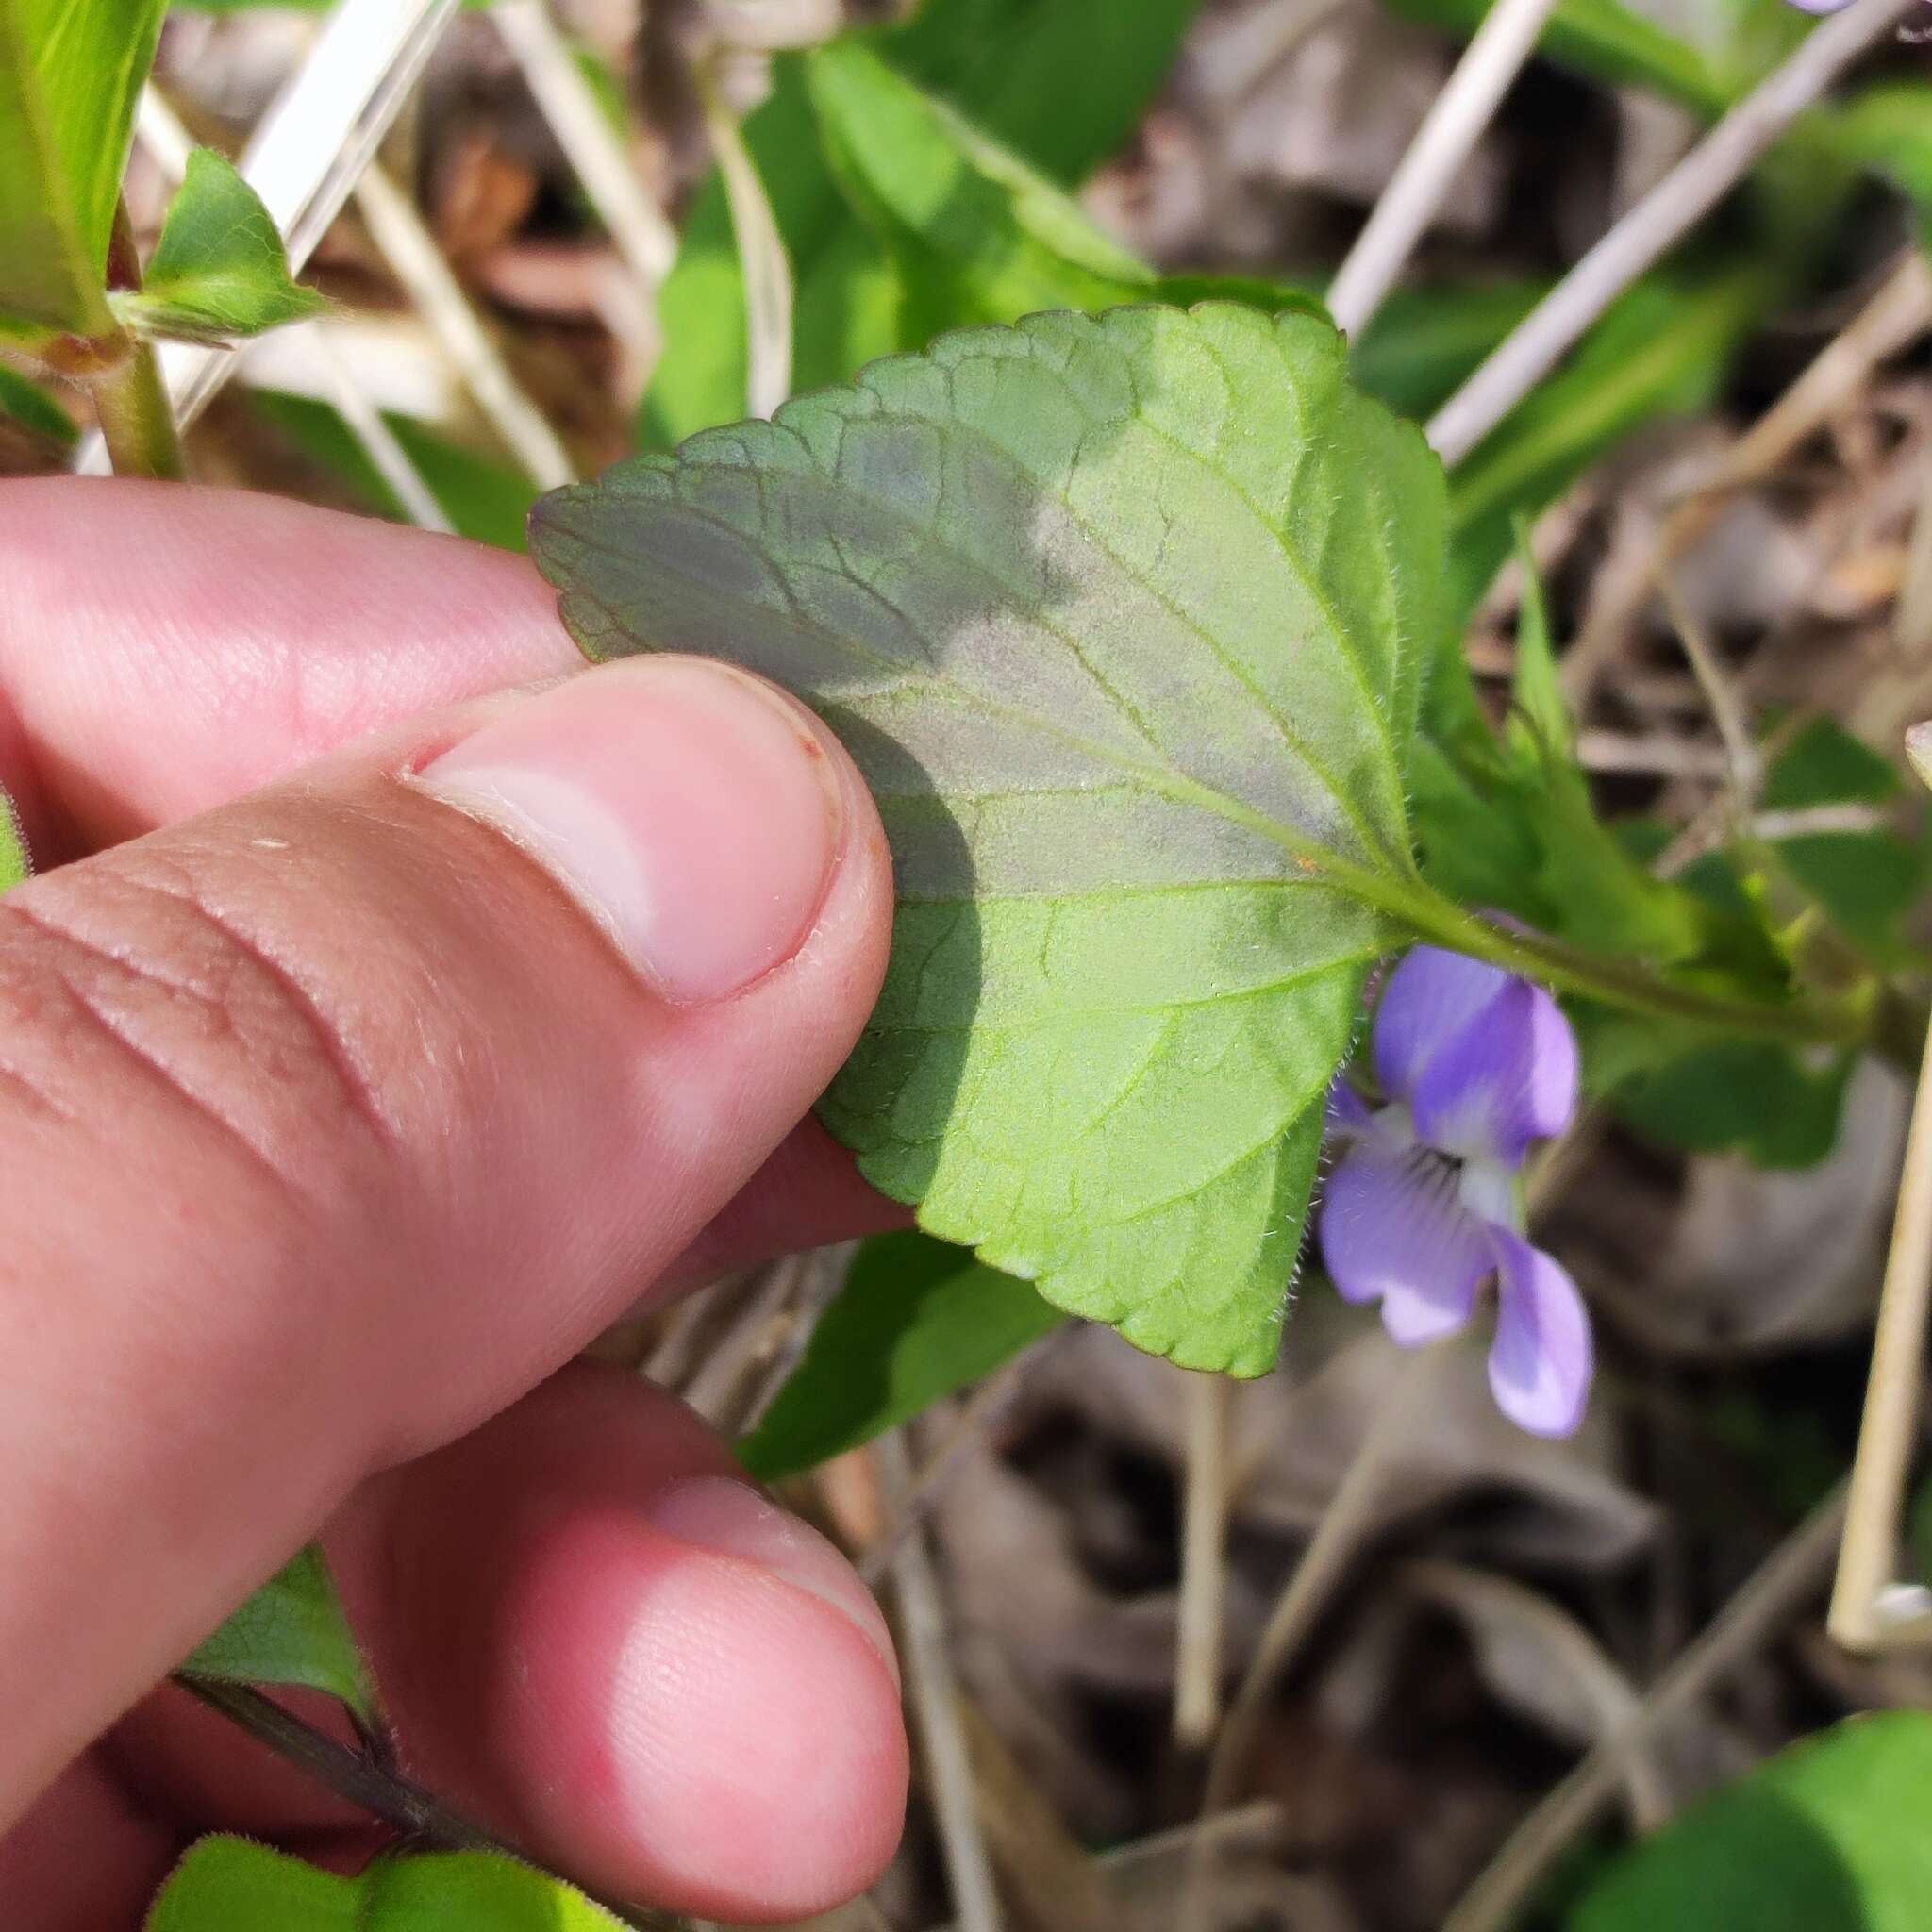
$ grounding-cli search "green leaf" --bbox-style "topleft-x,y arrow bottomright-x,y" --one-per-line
252,389 -> 540,551
362,1852 -> 626,1928
0,782 -> 28,890
178,1543 -> 377,1727
641,0 -> 1205,448
1571,1713 -> 1932,1931
146,1840 -> 626,1931
1829,83 -> 1932,235
1382,0 -> 1807,117
146,1838 -> 359,1931
1349,280 -> 1543,422
1506,519 -> 1574,760
1447,264 -> 1769,616
0,0 -> 165,339
1608,1033 -> 1854,1167
537,306 -> 1445,1374
807,42 -> 1320,355
0,358 -> 76,446
740,1232 -> 1065,1482
110,148 -> 325,346
808,40 -> 1155,346
1776,830 -> 1927,967
1381,0 -> 1733,115
1762,715 -> 1901,811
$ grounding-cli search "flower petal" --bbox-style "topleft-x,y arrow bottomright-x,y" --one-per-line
1373,946 -> 1514,1106
1410,977 -> 1578,1166
1318,1141 -> 1491,1343
1487,1227 -> 1592,1438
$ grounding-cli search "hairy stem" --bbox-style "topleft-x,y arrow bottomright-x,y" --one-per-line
1380,875 -> 1895,1059
175,1678 -> 677,1929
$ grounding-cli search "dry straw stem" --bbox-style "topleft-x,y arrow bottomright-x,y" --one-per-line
1426,0 -> 1923,468
879,1432 -> 1006,1932
1397,1558 -> 1670,1830
1327,0 -> 1561,337
1187,1344 -> 1449,1932
959,1698 -> 1111,1931
858,1336 -> 1060,1589
1174,1371 -> 1232,1749
352,162 -> 576,491
491,0 -> 677,292
1829,998 -> 1932,1653
1442,1481 -> 1848,1932
696,62 -> 795,420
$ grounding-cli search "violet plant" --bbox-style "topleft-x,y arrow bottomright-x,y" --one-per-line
9,0 -> 1932,1925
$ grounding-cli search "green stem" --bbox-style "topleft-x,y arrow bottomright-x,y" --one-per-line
92,336 -> 185,480
175,1678 -> 677,1929
1369,869 -> 1892,1056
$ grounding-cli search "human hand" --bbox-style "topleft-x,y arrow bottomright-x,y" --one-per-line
0,480 -> 909,1926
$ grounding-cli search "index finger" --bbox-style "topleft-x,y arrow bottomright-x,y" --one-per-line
0,478 -> 578,858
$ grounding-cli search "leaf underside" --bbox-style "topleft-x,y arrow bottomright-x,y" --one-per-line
533,305 -> 1444,1374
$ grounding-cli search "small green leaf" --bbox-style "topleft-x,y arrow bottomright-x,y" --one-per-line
146,1840 -> 627,1931
1571,1713 -> 1932,1931
0,358 -> 76,447
1762,716 -> 1901,811
741,1232 -> 1065,1482
178,1543 -> 377,1727
537,305 -> 1445,1374
146,1837 -> 359,1931
0,782 -> 29,890
111,148 -> 325,345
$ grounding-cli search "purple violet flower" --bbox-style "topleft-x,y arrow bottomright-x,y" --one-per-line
1317,945 -> 1593,1439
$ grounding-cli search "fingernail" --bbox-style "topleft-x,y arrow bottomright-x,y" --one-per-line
642,1474 -> 899,1687
416,658 -> 843,1004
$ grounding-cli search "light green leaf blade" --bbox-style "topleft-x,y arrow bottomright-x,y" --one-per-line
0,782 -> 29,890
363,1852 -> 626,1928
808,38 -> 1157,349
640,0 -> 1205,448
146,1840 -> 627,1931
740,1232 -> 1065,1482
537,305 -> 1445,1374
111,148 -> 325,346
146,1837 -> 359,1931
1571,1712 -> 1932,1930
0,0 -> 142,338
1506,520 -> 1574,760
178,1543 -> 377,1726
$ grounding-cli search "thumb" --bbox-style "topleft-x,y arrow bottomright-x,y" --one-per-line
0,655 -> 892,1817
